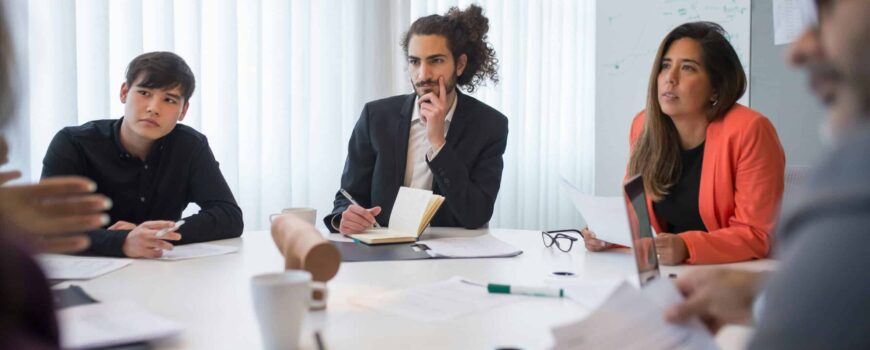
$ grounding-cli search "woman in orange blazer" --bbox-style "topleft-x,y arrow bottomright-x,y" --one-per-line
583,22 -> 785,265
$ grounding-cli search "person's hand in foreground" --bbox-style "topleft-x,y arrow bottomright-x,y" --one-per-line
0,173 -> 110,253
666,268 -> 765,333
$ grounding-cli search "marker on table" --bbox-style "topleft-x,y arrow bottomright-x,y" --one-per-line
461,279 -> 565,298
339,188 -> 381,228
155,220 -> 185,238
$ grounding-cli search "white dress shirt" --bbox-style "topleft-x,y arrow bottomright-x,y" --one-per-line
403,94 -> 458,190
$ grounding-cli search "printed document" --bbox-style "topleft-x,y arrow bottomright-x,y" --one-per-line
551,279 -> 717,350
58,300 -> 183,349
350,277 -> 522,322
37,255 -> 131,280
159,243 -> 239,261
417,234 -> 522,258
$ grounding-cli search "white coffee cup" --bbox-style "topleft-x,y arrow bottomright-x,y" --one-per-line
270,207 -> 317,226
251,270 -> 327,350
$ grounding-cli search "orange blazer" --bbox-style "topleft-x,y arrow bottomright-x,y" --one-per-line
629,104 -> 785,264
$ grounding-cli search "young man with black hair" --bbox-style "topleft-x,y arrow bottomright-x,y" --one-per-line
324,5 -> 508,234
42,52 -> 243,258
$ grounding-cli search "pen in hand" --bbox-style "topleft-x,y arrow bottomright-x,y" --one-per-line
339,189 -> 381,228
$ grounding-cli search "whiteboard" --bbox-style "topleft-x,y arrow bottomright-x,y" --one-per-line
594,0 -> 751,196
598,0 -> 751,106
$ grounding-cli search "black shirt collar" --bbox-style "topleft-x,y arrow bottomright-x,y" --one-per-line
112,116 -> 170,161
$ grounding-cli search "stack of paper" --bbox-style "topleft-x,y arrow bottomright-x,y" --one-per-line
159,243 -> 239,261
37,255 -> 132,280
58,300 -> 183,349
417,234 -> 522,258
551,279 -> 717,349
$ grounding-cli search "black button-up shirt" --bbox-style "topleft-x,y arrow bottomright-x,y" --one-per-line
42,118 -> 244,256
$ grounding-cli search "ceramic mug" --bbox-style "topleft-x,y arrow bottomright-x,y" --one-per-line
250,270 -> 327,350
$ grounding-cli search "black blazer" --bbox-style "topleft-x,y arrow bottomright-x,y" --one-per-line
325,91 -> 508,232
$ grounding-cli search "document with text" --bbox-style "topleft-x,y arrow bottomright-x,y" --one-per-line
350,277 -> 522,322
417,234 -> 522,258
59,300 -> 183,349
551,278 -> 717,350
37,255 -> 132,280
159,243 -> 239,261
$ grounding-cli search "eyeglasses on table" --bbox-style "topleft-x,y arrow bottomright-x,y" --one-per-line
541,229 -> 583,252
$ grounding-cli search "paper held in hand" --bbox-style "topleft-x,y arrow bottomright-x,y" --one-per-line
350,187 -> 445,245
551,278 -> 717,350
560,177 -> 634,247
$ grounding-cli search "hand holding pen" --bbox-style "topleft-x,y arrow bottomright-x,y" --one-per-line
338,189 -> 382,234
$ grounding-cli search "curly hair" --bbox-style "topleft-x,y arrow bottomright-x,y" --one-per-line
401,4 -> 499,93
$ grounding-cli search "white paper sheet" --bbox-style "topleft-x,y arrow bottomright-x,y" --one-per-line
58,300 -> 183,349
560,178 -> 633,247
350,277 -> 522,322
417,234 -> 522,258
37,255 -> 132,280
551,279 -> 717,350
546,277 -> 626,310
773,0 -> 817,45
159,243 -> 239,261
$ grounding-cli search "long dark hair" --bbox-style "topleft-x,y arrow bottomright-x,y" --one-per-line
401,4 -> 499,93
629,22 -> 747,200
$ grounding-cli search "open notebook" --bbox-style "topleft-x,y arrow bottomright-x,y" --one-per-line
349,187 -> 445,244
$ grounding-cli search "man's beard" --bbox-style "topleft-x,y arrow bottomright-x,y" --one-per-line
807,61 -> 844,106
412,75 -> 457,98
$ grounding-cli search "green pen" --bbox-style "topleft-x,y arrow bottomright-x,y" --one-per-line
461,279 -> 565,298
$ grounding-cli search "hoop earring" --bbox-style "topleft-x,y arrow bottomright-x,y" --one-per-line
711,99 -> 719,107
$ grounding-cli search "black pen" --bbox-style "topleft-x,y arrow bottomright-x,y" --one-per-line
339,188 -> 381,228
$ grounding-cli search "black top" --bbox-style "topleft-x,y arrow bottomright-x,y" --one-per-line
324,92 -> 509,232
652,142 -> 706,233
41,118 -> 244,257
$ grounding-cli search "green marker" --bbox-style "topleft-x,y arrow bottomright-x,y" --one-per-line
487,283 -> 565,298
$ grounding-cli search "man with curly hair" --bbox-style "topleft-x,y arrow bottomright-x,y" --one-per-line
325,5 -> 508,234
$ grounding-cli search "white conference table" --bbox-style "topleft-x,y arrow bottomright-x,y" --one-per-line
61,228 -> 776,349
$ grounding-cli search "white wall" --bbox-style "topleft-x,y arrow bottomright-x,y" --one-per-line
749,0 -> 826,168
